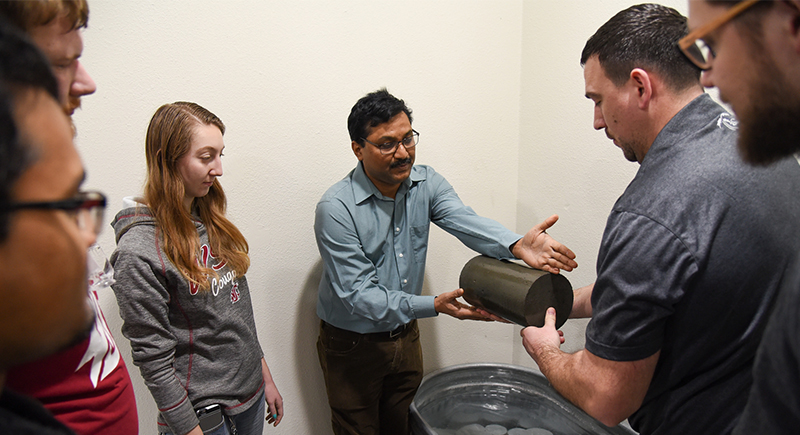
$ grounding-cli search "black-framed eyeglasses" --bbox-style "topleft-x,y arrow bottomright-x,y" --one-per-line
0,190 -> 107,236
678,0 -> 759,70
362,130 -> 420,155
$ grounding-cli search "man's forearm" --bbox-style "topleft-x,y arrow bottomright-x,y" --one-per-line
531,346 -> 638,427
532,347 -> 596,417
571,284 -> 594,318
522,309 -> 643,426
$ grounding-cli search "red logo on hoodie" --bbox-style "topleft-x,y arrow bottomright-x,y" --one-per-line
231,281 -> 240,303
189,244 -> 228,295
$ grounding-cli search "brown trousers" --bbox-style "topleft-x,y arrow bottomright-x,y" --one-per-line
317,320 -> 423,435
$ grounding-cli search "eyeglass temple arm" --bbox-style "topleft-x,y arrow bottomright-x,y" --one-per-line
678,0 -> 759,50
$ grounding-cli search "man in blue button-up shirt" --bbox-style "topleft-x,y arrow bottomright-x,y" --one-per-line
314,88 -> 578,435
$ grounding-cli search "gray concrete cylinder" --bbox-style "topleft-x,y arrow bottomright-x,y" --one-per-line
459,255 -> 573,328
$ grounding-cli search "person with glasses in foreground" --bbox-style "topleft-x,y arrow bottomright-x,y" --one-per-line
110,102 -> 283,435
519,4 -> 800,435
314,88 -> 578,435
0,2 -> 139,433
684,1 -> 800,433
0,16 -> 101,435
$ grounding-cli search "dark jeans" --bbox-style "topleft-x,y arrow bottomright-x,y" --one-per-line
158,391 -> 265,435
317,320 -> 423,435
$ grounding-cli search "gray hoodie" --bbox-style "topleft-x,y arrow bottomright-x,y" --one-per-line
110,202 -> 264,435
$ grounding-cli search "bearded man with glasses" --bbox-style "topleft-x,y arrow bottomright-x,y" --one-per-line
314,88 -> 578,435
685,1 -> 800,433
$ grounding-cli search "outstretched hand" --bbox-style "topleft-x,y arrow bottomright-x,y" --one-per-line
435,288 -> 505,322
520,307 -> 564,360
513,214 -> 577,274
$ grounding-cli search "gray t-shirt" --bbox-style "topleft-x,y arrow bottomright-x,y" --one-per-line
585,94 -> 800,435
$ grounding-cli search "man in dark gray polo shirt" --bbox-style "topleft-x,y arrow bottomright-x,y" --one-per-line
520,4 -> 800,435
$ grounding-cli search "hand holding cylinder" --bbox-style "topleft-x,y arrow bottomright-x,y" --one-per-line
435,288 -> 505,322
521,307 -> 565,361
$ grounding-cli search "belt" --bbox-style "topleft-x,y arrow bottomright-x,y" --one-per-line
321,320 -> 414,341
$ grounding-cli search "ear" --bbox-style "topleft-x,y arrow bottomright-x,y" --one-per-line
783,0 -> 800,53
351,141 -> 364,161
629,68 -> 653,110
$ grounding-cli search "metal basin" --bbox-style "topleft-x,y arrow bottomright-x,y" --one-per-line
410,363 -> 636,435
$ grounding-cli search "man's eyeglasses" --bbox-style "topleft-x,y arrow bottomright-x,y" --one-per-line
362,130 -> 420,155
0,190 -> 107,236
678,0 -> 759,70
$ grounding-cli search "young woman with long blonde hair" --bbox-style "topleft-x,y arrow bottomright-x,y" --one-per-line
111,102 -> 282,435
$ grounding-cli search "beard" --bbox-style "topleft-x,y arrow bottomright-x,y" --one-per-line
613,135 -> 640,163
734,40 -> 800,165
621,143 -> 638,163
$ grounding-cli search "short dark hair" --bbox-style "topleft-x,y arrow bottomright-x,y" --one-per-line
347,88 -> 413,146
0,17 -> 60,241
580,3 -> 701,91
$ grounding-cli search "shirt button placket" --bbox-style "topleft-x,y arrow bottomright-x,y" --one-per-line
395,225 -> 407,288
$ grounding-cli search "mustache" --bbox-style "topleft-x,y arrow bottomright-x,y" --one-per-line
64,96 -> 81,116
391,158 -> 412,168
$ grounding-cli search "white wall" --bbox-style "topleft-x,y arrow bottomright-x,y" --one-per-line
74,1 -> 685,434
